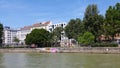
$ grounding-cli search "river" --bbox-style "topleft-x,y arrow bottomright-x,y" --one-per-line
0,53 -> 119,68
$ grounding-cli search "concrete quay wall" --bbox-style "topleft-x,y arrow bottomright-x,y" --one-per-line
0,47 -> 120,54
59,47 -> 120,54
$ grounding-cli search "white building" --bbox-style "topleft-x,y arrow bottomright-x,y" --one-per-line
3,26 -> 18,45
31,21 -> 52,32
3,21 -> 67,45
49,23 -> 68,46
17,26 -> 32,44
50,23 -> 66,31
17,21 -> 52,44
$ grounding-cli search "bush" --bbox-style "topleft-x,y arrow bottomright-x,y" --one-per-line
91,43 -> 118,47
78,32 -> 95,45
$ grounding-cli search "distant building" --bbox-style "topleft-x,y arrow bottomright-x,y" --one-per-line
50,23 -> 66,31
16,26 -> 32,44
17,21 -> 52,44
31,21 -> 52,32
49,23 -> 69,47
3,26 -> 18,45
3,21 -> 68,45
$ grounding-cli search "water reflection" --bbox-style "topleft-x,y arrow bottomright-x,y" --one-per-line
0,53 -> 120,68
25,53 -> 67,68
3,53 -> 26,68
0,53 -> 5,68
25,53 -> 120,68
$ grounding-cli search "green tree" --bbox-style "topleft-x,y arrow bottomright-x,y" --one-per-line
104,3 -> 120,41
65,18 -> 84,40
78,32 -> 95,45
83,4 -> 104,42
13,37 -> 20,44
25,29 -> 51,47
52,27 -> 63,41
0,23 -> 3,46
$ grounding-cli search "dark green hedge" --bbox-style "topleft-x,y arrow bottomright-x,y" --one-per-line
91,43 -> 118,47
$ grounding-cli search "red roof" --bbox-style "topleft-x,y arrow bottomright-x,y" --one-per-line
20,26 -> 32,30
33,23 -> 42,27
43,21 -> 51,25
32,21 -> 51,27
20,21 -> 51,30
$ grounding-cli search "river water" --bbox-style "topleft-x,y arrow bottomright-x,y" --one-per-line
0,53 -> 120,68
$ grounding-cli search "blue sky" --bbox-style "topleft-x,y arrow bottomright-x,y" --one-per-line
0,0 -> 119,28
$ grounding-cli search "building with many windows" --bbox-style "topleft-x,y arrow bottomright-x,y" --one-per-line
16,26 -> 32,44
3,21 -> 67,45
3,26 -> 18,45
17,21 -> 52,44
50,23 -> 66,31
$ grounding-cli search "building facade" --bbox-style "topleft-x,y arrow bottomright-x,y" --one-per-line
3,21 -> 67,45
17,21 -> 52,44
50,23 -> 66,31
3,26 -> 18,45
16,26 -> 31,44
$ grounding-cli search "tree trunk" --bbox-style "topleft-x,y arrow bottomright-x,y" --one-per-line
111,35 -> 115,41
94,36 -> 97,43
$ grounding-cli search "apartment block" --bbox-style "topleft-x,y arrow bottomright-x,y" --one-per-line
3,21 -> 67,45
50,23 -> 66,31
3,26 -> 18,45
17,21 -> 52,44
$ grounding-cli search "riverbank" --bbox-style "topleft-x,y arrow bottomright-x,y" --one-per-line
0,47 -> 120,54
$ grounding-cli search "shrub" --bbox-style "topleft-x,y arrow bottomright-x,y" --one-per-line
91,43 -> 118,47
78,32 -> 95,45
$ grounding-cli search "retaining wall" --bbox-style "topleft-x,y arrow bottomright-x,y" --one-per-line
0,47 -> 120,54
59,47 -> 120,54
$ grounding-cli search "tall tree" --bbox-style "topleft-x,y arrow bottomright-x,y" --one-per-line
0,23 -> 3,46
25,29 -> 52,47
104,3 -> 120,41
52,27 -> 63,41
83,4 -> 104,42
65,18 -> 84,40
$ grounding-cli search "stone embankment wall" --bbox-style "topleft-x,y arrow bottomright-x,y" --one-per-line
0,47 -> 120,54
59,47 -> 120,54
0,48 -> 38,53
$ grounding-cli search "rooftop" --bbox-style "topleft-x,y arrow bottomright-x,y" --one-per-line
20,21 -> 51,30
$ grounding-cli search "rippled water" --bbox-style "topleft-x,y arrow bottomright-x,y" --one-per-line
0,53 -> 120,68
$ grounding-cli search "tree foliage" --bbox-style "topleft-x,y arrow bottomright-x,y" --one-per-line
13,37 -> 20,43
52,27 -> 63,41
83,4 -> 104,42
65,18 -> 84,40
78,32 -> 95,45
0,23 -> 3,46
25,29 -> 51,47
104,3 -> 120,40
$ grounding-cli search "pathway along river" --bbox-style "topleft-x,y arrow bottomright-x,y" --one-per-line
0,53 -> 120,68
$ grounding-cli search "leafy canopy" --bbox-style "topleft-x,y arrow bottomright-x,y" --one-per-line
25,29 -> 51,47
13,37 -> 20,43
52,27 -> 63,41
78,32 -> 95,45
65,18 -> 83,40
83,4 -> 104,42
0,23 -> 3,45
104,3 -> 120,40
